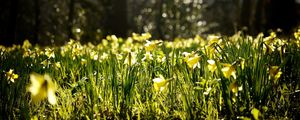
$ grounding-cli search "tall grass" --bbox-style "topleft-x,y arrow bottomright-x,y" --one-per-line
1,31 -> 300,119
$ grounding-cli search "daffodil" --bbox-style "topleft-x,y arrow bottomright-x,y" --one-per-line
90,51 -> 99,60
100,52 -> 109,61
207,59 -> 217,72
294,40 -> 300,48
54,62 -> 61,69
194,35 -> 206,47
187,55 -> 200,69
221,63 -> 236,79
81,58 -> 87,65
183,52 -> 200,69
142,52 -> 153,61
144,40 -> 162,52
156,51 -> 166,63
263,32 -> 276,45
41,59 -> 51,67
28,73 -> 56,105
22,39 -> 32,50
229,81 -> 238,94
153,75 -> 169,92
182,51 -> 193,61
23,49 -> 34,58
294,29 -> 300,40
263,43 -> 275,54
71,43 -> 84,59
124,52 -> 137,66
251,108 -> 261,120
204,45 -> 216,59
102,39 -> 109,47
144,41 -> 156,52
269,66 -> 282,82
45,48 -> 55,58
262,32 -> 278,54
132,32 -> 151,41
6,69 -> 19,83
207,35 -> 221,46
110,35 -> 119,42
203,87 -> 212,95
141,32 -> 152,40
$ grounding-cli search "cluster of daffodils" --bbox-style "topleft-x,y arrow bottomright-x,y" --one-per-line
0,30 -> 297,103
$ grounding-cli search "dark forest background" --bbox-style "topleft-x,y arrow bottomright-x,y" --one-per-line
1,0 -> 300,46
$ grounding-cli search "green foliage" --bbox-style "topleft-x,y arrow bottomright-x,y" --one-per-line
1,31 -> 300,119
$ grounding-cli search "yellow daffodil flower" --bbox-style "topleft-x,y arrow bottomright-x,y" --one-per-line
156,51 -> 166,63
183,52 -> 200,69
54,62 -> 61,69
45,48 -> 55,58
204,45 -> 216,59
81,58 -> 87,65
132,32 -> 152,41
221,63 -> 236,79
263,32 -> 276,45
251,108 -> 261,120
41,59 -> 51,67
6,69 -> 19,83
144,40 -> 162,52
102,39 -> 109,47
269,66 -> 282,82
153,75 -> 169,92
144,41 -> 156,52
182,51 -> 192,61
207,59 -> 217,72
111,35 -> 118,42
142,52 -> 153,61
90,51 -> 99,60
28,73 -> 56,105
23,49 -> 35,58
187,55 -> 200,69
194,35 -> 206,47
22,39 -> 32,50
207,35 -> 221,46
229,81 -> 238,94
263,43 -> 275,54
100,52 -> 109,61
294,29 -> 300,40
141,33 -> 152,40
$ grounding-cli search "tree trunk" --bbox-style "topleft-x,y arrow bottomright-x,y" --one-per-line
68,0 -> 75,40
240,0 -> 256,34
7,0 -> 19,45
34,0 -> 40,44
156,0 -> 164,39
267,0 -> 297,34
112,0 -> 128,37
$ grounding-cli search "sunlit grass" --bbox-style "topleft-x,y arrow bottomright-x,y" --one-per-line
1,31 -> 300,119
